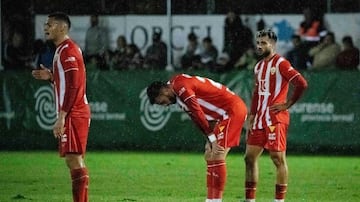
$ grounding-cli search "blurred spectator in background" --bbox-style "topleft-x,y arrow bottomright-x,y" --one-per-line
180,32 -> 201,70
298,7 -> 327,51
234,45 -> 258,70
143,31 -> 167,70
108,35 -> 127,70
223,10 -> 254,68
308,32 -> 341,71
84,14 -> 109,70
3,30 -> 32,70
212,52 -> 231,73
114,35 -> 127,57
193,36 -> 218,70
285,34 -> 309,70
336,36 -> 360,70
32,39 -> 56,70
113,44 -> 143,70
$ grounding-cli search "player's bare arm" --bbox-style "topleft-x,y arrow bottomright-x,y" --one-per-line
269,102 -> 291,113
31,64 -> 53,82
245,114 -> 255,140
53,110 -> 67,139
270,74 -> 308,113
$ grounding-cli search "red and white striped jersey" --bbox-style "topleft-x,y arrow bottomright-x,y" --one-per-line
251,54 -> 301,130
170,74 -> 246,135
53,39 -> 90,118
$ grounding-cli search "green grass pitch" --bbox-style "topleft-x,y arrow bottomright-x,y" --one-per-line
0,151 -> 359,202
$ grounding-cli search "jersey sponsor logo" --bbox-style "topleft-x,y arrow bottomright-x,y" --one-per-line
268,132 -> 276,141
218,132 -> 224,140
34,85 -> 57,130
65,56 -> 76,62
178,87 -> 186,96
61,134 -> 67,143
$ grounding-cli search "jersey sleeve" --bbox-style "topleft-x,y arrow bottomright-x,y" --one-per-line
60,46 -> 80,71
172,77 -> 211,135
279,59 -> 308,104
278,59 -> 300,82
60,47 -> 80,112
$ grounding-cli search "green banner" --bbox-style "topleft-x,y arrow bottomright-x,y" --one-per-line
0,70 -> 359,154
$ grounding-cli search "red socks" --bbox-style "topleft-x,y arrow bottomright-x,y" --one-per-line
245,181 -> 257,200
71,168 -> 89,202
245,182 -> 287,200
275,184 -> 287,200
207,160 -> 226,199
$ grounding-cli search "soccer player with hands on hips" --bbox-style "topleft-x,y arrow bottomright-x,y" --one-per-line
147,74 -> 247,202
32,12 -> 91,202
244,29 -> 308,202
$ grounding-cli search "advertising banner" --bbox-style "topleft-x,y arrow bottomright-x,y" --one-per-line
0,70 -> 359,153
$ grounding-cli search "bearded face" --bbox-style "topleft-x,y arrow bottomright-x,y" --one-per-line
255,36 -> 275,58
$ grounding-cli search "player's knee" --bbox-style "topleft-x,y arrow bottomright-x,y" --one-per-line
244,154 -> 253,165
65,154 -> 85,169
270,154 -> 286,167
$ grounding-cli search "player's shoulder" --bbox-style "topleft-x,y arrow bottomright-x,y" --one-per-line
275,54 -> 292,69
170,73 -> 192,83
60,39 -> 82,55
170,74 -> 194,90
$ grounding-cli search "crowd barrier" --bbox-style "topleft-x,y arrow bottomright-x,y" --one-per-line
0,69 -> 359,154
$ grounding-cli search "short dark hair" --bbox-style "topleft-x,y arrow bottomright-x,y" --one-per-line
188,32 -> 198,41
256,29 -> 277,42
48,12 -> 71,29
146,81 -> 167,104
342,35 -> 353,46
203,36 -> 212,43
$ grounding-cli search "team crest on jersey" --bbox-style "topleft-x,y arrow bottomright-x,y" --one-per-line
270,66 -> 276,75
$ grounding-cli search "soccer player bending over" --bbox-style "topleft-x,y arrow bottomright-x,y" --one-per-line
147,74 -> 247,202
244,29 -> 308,202
32,12 -> 91,202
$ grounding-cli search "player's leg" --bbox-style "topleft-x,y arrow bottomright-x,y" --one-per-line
244,126 -> 267,202
204,142 -> 230,202
269,151 -> 288,202
60,117 -> 90,202
244,144 -> 263,202
66,154 -> 89,202
266,123 -> 289,202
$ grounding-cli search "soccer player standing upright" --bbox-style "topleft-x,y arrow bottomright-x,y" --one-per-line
32,12 -> 91,202
147,74 -> 247,202
244,29 -> 308,202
